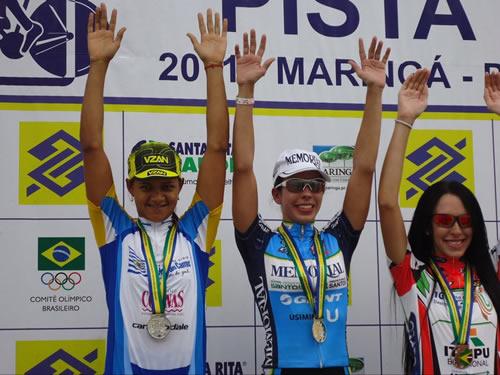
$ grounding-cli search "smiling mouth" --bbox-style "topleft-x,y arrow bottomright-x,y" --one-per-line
445,239 -> 466,249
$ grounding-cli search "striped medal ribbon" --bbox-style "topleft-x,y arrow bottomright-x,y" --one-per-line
278,224 -> 327,343
429,260 -> 474,368
137,219 -> 178,340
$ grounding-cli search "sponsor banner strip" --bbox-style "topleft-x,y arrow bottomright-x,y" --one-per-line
0,101 -> 498,120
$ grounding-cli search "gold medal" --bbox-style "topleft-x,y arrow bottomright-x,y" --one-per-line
312,318 -> 326,343
454,344 -> 472,369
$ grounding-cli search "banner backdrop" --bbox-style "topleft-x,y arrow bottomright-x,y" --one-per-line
1,0 -> 499,374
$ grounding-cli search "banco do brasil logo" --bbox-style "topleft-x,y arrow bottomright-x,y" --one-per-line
16,340 -> 105,374
401,130 -> 474,208
19,122 -> 85,205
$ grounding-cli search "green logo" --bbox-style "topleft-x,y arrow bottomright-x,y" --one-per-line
349,357 -> 365,373
38,237 -> 85,270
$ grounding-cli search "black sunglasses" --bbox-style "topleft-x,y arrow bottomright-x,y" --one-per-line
275,178 -> 326,193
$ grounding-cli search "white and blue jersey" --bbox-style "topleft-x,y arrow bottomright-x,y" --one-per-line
235,212 -> 360,374
88,187 -> 221,374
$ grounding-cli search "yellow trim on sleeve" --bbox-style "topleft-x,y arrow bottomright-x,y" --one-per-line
87,186 -> 117,248
190,192 -> 222,252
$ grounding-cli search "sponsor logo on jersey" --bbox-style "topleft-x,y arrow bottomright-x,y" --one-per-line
132,322 -> 189,330
19,122 -> 85,205
16,340 -> 105,374
406,313 -> 421,373
254,276 -> 274,368
401,130 -> 474,208
141,290 -> 185,313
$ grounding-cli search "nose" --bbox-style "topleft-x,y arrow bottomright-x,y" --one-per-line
150,189 -> 165,202
449,221 -> 463,234
300,186 -> 313,197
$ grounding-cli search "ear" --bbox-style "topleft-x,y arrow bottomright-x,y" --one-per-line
126,179 -> 134,196
272,187 -> 282,205
178,177 -> 184,192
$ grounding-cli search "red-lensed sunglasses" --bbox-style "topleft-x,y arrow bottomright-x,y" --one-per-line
432,213 -> 472,228
275,178 -> 326,193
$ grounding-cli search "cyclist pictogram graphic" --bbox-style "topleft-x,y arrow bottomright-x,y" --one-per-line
0,0 -> 96,85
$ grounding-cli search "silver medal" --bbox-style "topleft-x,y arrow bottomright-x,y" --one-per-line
147,314 -> 171,340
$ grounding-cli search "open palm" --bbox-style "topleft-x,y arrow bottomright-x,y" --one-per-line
187,9 -> 227,65
484,72 -> 500,115
235,30 -> 274,86
350,37 -> 390,88
398,69 -> 430,121
87,4 -> 125,64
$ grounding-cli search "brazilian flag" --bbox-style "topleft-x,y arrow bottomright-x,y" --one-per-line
38,237 -> 85,270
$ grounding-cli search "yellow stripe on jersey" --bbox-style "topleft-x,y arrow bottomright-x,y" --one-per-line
87,186 -> 118,248
189,192 -> 222,252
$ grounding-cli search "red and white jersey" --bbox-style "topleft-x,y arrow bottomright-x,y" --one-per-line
390,249 -> 499,374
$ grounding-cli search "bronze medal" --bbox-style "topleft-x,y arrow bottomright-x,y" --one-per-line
454,344 -> 472,369
312,318 -> 327,343
147,313 -> 171,340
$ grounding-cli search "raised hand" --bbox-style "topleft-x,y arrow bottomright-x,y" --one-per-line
87,3 -> 126,64
187,9 -> 227,65
397,68 -> 430,123
235,29 -> 274,86
484,72 -> 500,115
349,37 -> 391,89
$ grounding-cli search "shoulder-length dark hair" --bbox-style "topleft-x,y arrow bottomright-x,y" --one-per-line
404,181 -> 500,371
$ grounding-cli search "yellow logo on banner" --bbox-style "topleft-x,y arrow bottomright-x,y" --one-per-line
16,340 -> 105,374
19,122 -> 85,205
400,130 -> 474,208
206,240 -> 222,307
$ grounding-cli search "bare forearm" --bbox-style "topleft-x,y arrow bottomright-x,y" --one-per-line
206,67 -> 229,152
378,122 -> 410,207
353,85 -> 383,173
232,83 -> 258,232
80,62 -> 109,151
378,123 -> 411,264
233,84 -> 255,173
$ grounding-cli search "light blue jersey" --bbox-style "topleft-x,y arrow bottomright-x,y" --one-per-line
235,212 -> 360,373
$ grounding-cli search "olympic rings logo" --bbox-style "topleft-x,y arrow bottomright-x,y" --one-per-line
40,272 -> 82,291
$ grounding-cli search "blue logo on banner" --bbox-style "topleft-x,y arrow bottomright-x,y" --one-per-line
405,137 -> 466,200
25,348 -> 97,374
27,130 -> 83,197
0,0 -> 96,86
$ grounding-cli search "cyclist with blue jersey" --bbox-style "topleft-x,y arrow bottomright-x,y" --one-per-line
80,4 -> 229,373
231,30 -> 390,374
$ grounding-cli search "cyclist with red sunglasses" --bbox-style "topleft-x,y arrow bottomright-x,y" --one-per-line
231,30 -> 390,374
80,5 -> 229,374
378,69 -> 500,374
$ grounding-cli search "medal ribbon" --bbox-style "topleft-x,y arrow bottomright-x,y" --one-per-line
278,224 -> 326,319
429,260 -> 474,345
138,220 -> 178,314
